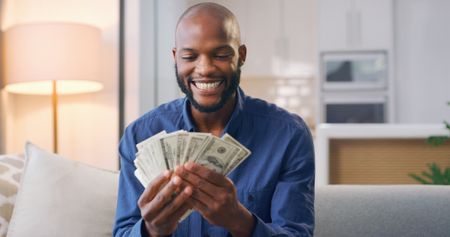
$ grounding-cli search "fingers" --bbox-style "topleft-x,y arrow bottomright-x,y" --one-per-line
175,165 -> 231,212
156,186 -> 193,223
139,174 -> 195,237
138,170 -> 171,208
175,165 -> 223,195
141,175 -> 184,220
183,162 -> 232,188
186,195 -> 210,214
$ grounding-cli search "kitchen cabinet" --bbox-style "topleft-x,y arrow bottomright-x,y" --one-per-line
318,0 -> 393,51
240,0 -> 316,78
316,0 -> 395,124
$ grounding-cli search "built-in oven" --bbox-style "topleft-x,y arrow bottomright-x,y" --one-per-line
318,50 -> 391,124
322,94 -> 387,123
321,51 -> 387,91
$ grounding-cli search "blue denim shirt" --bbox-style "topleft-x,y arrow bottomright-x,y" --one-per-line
113,88 -> 315,237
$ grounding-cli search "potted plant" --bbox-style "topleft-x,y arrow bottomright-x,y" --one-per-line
409,102 -> 450,184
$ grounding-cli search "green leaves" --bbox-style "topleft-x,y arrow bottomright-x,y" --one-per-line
410,101 -> 450,184
445,120 -> 450,130
427,136 -> 449,146
409,163 -> 450,185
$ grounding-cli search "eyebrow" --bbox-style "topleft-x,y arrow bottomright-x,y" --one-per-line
179,45 -> 234,52
213,45 -> 233,51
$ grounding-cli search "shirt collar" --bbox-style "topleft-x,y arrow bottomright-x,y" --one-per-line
181,87 -> 245,136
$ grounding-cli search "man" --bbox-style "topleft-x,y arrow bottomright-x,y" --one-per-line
113,2 -> 314,237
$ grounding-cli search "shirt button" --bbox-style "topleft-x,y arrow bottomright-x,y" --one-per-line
248,194 -> 254,201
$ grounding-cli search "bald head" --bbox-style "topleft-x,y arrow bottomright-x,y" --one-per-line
175,2 -> 241,46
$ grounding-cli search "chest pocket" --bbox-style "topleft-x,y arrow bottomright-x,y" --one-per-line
238,188 -> 273,221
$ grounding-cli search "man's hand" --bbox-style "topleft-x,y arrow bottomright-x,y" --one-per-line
138,171 -> 193,237
175,162 -> 255,237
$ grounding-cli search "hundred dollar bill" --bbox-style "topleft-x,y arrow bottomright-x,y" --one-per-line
194,136 -> 241,174
221,133 -> 251,174
136,130 -> 167,151
134,169 -> 150,187
134,130 -> 251,191
159,133 -> 179,170
136,147 -> 167,183
134,152 -> 151,181
176,131 -> 189,166
135,131 -> 168,183
136,131 -> 168,172
149,137 -> 169,170
181,133 -> 212,163
158,130 -> 189,169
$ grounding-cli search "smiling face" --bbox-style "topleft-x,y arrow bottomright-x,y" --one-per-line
173,6 -> 246,113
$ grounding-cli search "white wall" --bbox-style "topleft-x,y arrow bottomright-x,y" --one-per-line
1,0 -> 119,170
395,0 -> 450,123
126,0 -> 450,128
124,0 -> 188,126
125,0 -> 318,129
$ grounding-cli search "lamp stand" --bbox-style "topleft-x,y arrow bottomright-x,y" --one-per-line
52,80 -> 58,153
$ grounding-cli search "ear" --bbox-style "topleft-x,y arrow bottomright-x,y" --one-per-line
172,47 -> 177,62
238,44 -> 247,67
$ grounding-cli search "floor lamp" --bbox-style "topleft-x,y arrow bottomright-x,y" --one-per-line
2,22 -> 103,153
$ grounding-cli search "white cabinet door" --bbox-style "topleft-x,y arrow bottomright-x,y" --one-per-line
356,0 -> 393,50
240,0 -> 277,77
318,0 -> 352,51
242,0 -> 317,78
318,0 -> 393,51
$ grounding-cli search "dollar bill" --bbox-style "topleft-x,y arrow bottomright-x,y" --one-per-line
176,132 -> 189,166
135,131 -> 168,184
221,133 -> 251,174
134,169 -> 150,187
194,136 -> 241,174
181,133 -> 212,163
159,134 -> 178,170
137,131 -> 167,171
133,130 -> 252,220
136,131 -> 167,151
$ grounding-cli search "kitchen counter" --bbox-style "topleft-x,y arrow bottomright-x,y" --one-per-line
315,123 -> 449,185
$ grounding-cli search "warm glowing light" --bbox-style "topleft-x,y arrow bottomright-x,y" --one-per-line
4,80 -> 103,95
2,22 -> 102,94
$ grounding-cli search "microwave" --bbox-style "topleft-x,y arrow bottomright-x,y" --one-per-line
321,51 -> 388,91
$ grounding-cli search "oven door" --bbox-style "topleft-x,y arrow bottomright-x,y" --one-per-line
323,95 -> 387,123
321,51 -> 387,91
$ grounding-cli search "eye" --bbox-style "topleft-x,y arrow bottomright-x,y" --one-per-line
214,53 -> 232,60
181,54 -> 197,61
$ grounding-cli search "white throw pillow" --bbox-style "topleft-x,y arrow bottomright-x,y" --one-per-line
7,142 -> 119,237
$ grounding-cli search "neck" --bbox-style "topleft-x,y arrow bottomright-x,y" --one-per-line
190,94 -> 236,137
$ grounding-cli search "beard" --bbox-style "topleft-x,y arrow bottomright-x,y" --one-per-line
175,65 -> 241,113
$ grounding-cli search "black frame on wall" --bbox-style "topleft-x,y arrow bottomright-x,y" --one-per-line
118,0 -> 125,169
118,0 -> 125,141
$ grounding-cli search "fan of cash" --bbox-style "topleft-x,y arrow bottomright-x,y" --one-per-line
134,130 -> 251,188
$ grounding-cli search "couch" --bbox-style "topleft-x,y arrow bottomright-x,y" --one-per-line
314,185 -> 450,236
1,143 -> 449,236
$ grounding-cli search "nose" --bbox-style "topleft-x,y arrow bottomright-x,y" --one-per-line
195,55 -> 215,77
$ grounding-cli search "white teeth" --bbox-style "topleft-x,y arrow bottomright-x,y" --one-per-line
194,81 -> 221,90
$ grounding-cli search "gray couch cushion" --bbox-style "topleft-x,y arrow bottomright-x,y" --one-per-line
315,185 -> 450,237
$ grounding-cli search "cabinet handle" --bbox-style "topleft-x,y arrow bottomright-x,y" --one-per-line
346,11 -> 353,48
354,10 -> 362,47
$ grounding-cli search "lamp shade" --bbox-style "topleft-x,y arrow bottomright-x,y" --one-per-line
2,22 -> 103,95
